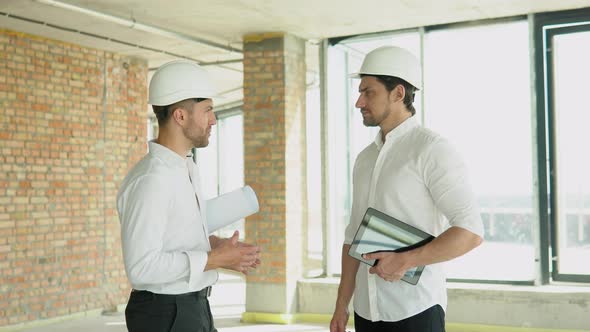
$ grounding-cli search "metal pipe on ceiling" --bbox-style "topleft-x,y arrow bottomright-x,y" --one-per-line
0,11 -> 242,72
33,0 -> 242,54
149,59 -> 243,71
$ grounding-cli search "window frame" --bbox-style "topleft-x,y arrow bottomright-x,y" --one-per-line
533,8 -> 590,284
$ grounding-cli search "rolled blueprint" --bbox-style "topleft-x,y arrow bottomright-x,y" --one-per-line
206,185 -> 259,232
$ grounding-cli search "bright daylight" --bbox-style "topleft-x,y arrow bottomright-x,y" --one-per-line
1,1 -> 590,332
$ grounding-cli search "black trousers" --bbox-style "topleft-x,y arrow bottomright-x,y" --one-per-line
125,288 -> 217,332
354,305 -> 445,332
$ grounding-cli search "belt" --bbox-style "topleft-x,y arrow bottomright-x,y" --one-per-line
131,286 -> 212,300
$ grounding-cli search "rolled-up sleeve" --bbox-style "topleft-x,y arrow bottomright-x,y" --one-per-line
422,139 -> 484,238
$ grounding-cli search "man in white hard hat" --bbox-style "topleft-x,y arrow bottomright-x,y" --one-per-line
330,46 -> 484,332
117,60 -> 261,332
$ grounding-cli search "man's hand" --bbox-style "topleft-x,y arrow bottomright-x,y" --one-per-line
362,251 -> 412,282
236,240 -> 261,270
329,307 -> 349,332
206,231 -> 261,275
362,226 -> 483,282
331,245 -> 357,332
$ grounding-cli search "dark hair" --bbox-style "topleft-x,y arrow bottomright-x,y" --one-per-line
362,74 -> 417,116
152,98 -> 208,126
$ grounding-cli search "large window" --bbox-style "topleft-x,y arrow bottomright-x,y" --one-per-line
305,76 -> 324,277
537,10 -> 590,283
324,12 -> 590,283
424,21 -> 534,281
196,109 -> 245,239
550,30 -> 590,277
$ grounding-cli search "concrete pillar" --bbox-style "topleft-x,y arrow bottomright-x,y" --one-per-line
242,32 -> 307,322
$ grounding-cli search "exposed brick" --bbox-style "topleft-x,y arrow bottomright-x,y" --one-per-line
0,28 -> 146,326
243,33 -> 307,287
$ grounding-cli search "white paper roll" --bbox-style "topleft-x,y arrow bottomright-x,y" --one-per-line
205,185 -> 259,232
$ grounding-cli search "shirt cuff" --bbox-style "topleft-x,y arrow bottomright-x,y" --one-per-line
183,250 -> 208,288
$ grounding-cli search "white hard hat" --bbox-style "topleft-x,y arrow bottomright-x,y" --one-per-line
148,60 -> 217,106
350,46 -> 422,90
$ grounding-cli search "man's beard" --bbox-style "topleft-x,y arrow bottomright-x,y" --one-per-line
362,106 -> 389,127
363,117 -> 379,127
184,128 -> 209,148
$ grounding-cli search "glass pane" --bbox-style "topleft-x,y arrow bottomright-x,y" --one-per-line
216,114 -> 245,239
325,45 -> 352,275
306,83 -> 323,277
218,115 -> 244,194
326,32 -> 420,275
424,21 -> 535,281
552,30 -> 590,275
196,125 -> 219,200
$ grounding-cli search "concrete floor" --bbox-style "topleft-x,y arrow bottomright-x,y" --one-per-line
4,273 -> 338,332
10,313 -> 334,332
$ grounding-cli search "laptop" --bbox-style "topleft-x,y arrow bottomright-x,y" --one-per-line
348,207 -> 435,285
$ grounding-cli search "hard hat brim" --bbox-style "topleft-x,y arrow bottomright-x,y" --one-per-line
348,71 -> 421,90
148,93 -> 224,106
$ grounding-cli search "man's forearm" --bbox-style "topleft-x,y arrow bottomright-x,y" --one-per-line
407,226 -> 482,267
335,245 -> 360,312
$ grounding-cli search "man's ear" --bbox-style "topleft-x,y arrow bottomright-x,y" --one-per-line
389,84 -> 405,103
170,107 -> 186,125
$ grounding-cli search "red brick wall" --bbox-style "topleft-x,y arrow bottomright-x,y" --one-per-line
0,29 -> 147,326
243,33 -> 307,287
243,35 -> 287,284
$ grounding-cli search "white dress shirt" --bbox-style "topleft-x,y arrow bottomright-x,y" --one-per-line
117,141 -> 218,294
344,116 -> 484,322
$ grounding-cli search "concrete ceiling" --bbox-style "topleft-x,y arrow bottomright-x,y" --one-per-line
1,0 -> 590,107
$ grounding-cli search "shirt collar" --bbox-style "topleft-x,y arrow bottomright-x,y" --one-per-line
373,116 -> 420,150
148,140 -> 191,168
